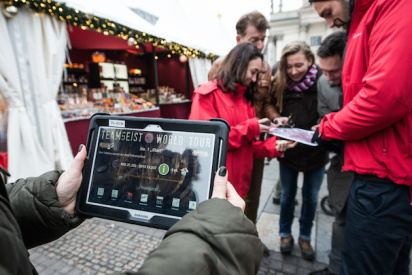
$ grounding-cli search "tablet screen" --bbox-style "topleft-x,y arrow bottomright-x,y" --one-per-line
85,126 -> 215,220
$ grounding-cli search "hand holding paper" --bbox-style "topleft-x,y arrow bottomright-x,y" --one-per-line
270,127 -> 318,147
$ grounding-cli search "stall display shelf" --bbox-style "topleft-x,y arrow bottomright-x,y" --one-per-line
62,66 -> 89,94
58,88 -> 155,121
128,72 -> 146,94
159,99 -> 191,105
62,107 -> 159,122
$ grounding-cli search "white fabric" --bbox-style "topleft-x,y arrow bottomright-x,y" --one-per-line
22,11 -> 73,170
188,57 -> 212,90
54,0 -> 236,57
0,8 -> 72,181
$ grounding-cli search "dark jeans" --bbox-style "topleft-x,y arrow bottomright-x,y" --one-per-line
341,176 -> 412,275
279,163 -> 325,240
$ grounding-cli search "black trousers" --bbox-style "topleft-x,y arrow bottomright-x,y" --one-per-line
341,176 -> 412,275
244,158 -> 264,224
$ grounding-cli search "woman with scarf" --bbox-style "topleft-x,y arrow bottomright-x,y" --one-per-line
189,42 -> 296,200
269,41 -> 328,261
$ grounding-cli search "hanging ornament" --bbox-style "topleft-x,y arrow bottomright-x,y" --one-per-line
127,37 -> 136,46
1,4 -> 18,19
92,51 -> 106,63
179,55 -> 188,63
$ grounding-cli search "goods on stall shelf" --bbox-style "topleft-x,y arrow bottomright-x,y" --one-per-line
58,61 -> 188,120
128,69 -> 146,94
57,87 -> 154,120
159,86 -> 187,103
128,86 -> 188,105
62,63 -> 88,95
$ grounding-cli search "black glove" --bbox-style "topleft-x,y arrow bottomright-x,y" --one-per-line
312,128 -> 344,154
311,127 -> 322,144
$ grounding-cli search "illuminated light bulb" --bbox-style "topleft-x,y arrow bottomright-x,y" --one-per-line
127,37 -> 135,46
179,55 -> 188,63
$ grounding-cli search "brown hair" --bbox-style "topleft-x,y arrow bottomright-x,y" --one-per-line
236,11 -> 270,37
272,41 -> 315,112
217,43 -> 263,103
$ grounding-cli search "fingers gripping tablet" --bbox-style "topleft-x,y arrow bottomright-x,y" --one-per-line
75,115 -> 229,229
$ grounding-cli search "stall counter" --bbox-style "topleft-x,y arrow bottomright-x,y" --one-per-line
159,100 -> 191,119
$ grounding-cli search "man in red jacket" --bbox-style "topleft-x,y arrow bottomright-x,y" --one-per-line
310,0 -> 412,274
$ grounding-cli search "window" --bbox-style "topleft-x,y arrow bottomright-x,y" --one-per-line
311,36 -> 322,46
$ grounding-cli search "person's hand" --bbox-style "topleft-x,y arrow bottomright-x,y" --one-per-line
311,128 -> 344,154
258,118 -> 273,134
311,124 -> 320,131
211,167 -> 245,212
311,127 -> 322,144
56,145 -> 87,214
276,140 -> 298,152
273,117 -> 290,127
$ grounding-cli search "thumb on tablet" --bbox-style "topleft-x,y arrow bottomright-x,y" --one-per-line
211,167 -> 228,199
226,182 -> 245,212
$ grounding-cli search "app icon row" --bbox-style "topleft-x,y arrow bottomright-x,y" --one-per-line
97,187 -> 197,210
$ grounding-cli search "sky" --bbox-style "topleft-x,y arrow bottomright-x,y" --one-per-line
177,0 -> 304,55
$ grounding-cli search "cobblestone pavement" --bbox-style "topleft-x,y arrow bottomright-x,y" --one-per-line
29,160 -> 329,274
29,217 -> 326,275
29,218 -> 165,275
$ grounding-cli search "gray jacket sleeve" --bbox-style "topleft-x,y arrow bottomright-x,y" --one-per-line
121,198 -> 263,275
6,170 -> 84,249
317,78 -> 331,123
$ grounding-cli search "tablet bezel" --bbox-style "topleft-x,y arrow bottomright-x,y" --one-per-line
75,114 -> 229,229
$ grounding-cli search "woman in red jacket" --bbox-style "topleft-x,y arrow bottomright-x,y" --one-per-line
189,42 -> 295,199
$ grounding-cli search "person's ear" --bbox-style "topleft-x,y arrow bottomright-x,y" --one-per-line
236,34 -> 241,44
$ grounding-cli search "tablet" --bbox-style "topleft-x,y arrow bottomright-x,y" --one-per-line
75,114 -> 229,229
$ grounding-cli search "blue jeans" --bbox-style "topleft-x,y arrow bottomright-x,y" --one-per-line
279,163 -> 325,240
341,176 -> 412,275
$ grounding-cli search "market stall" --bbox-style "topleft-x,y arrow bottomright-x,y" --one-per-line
62,25 -> 194,119
0,0 -> 219,181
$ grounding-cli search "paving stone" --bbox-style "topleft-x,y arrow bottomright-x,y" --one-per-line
25,161 -> 373,274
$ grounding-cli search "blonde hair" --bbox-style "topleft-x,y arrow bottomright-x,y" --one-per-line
272,41 -> 315,113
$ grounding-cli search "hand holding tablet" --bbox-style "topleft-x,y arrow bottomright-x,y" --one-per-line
75,115 -> 229,229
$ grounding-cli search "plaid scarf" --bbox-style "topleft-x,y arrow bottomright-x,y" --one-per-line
287,65 -> 318,92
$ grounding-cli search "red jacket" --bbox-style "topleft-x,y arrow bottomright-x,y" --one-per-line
319,0 -> 412,186
189,80 -> 282,198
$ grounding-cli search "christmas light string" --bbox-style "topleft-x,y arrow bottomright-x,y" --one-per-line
0,0 -> 218,61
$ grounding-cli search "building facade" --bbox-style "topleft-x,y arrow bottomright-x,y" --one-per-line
266,0 -> 335,68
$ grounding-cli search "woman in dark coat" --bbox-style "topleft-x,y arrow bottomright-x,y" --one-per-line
270,41 -> 328,261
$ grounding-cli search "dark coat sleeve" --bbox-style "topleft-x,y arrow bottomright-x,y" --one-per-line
6,170 -> 84,249
119,198 -> 263,275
